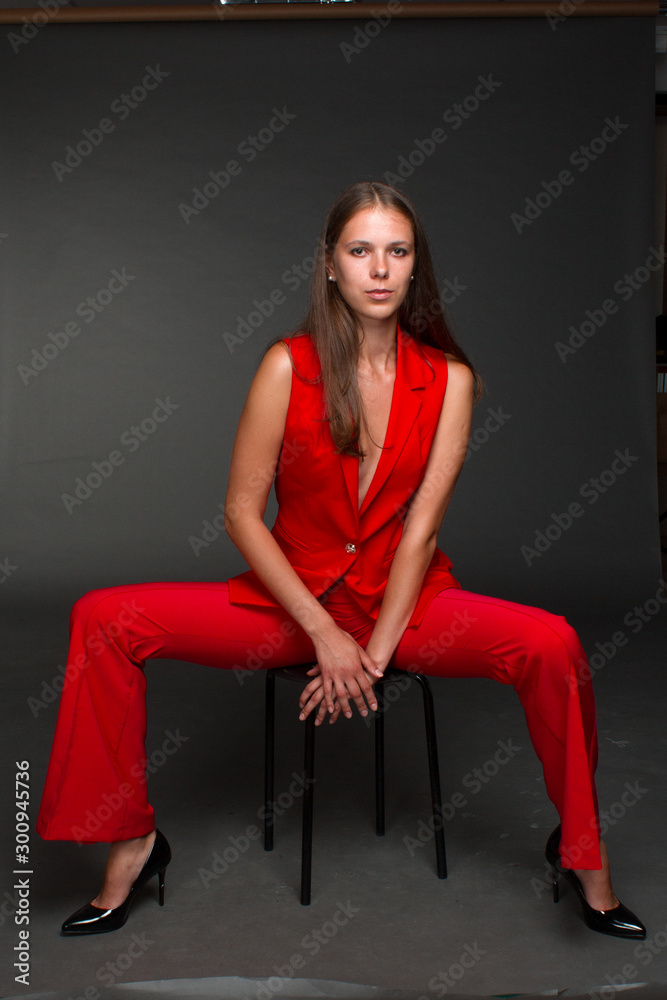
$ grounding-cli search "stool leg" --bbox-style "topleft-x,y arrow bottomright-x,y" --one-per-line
300,712 -> 316,905
264,670 -> 276,852
414,674 -> 447,879
374,679 -> 386,837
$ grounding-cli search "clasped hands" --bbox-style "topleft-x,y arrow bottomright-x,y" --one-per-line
298,625 -> 385,726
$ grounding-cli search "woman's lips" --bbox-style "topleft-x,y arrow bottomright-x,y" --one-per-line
366,290 -> 392,300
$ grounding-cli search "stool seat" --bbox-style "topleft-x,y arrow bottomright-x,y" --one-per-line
264,664 -> 447,905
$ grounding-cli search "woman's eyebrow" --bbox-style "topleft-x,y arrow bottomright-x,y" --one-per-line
341,238 -> 413,247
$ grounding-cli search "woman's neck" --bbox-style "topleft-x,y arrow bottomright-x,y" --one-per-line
357,319 -> 398,373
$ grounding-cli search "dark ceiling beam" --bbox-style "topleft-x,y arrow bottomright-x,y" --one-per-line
0,0 -> 657,23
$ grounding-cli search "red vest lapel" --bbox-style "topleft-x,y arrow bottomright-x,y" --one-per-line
358,329 -> 430,517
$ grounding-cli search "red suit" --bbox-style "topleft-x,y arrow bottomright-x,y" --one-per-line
229,330 -> 459,624
37,331 -> 601,870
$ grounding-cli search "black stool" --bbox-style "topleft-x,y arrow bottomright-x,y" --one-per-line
264,664 -> 447,905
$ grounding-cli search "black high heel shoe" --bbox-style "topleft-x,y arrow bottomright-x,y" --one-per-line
545,826 -> 645,939
61,829 -> 171,936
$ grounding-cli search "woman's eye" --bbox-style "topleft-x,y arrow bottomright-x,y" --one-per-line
392,247 -> 408,256
350,247 -> 367,256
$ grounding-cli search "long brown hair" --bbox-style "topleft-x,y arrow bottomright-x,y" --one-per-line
297,181 -> 481,456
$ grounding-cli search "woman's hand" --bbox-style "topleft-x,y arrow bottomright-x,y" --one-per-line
298,626 -> 383,725
298,679 -> 343,726
298,670 -> 381,726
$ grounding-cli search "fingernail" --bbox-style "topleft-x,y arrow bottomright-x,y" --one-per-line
371,703 -> 377,711
299,713 -> 305,721
361,710 -> 368,717
345,711 -> 352,718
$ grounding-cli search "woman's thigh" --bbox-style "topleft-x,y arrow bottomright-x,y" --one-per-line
393,587 -> 588,686
72,581 -> 317,673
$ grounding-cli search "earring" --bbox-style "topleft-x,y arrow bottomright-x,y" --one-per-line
410,275 -> 414,281
328,275 -> 335,282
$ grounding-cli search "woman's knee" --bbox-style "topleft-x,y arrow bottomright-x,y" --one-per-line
525,620 -> 592,702
70,587 -> 144,644
503,608 -> 584,689
540,612 -> 587,671
539,608 -> 578,642
70,587 -> 113,626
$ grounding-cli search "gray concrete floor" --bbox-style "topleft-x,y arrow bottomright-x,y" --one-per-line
2,600 -> 666,999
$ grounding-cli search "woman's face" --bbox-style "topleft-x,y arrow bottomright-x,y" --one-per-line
327,205 -> 415,329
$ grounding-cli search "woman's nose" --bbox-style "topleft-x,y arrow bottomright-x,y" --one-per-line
372,255 -> 389,278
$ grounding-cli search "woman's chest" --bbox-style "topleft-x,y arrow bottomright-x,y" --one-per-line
357,374 -> 395,509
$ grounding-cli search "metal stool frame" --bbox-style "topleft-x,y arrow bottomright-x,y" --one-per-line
263,664 -> 447,905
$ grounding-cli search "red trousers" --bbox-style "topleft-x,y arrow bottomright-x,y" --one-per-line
36,580 -> 601,868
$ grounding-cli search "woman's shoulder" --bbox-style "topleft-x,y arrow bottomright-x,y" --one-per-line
281,330 -> 313,351
404,335 -> 449,378
249,340 -> 293,398
409,337 -> 470,376
440,353 -> 476,405
278,331 -> 321,381
443,353 -> 474,384
405,338 -> 474,400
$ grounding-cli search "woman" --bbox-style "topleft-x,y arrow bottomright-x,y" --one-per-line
37,181 -> 645,940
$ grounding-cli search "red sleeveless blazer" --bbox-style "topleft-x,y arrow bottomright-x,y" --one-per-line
227,328 -> 461,627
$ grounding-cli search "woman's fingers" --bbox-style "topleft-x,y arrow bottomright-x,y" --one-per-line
309,691 -> 342,726
299,685 -> 333,725
299,678 -> 324,718
341,654 -> 380,715
298,676 -> 369,725
322,671 -> 337,716
331,673 -> 372,720
318,697 -> 343,725
299,676 -> 323,708
298,632 -> 382,722
327,701 -> 343,725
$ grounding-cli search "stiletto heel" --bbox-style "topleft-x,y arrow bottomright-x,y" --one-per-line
61,829 -> 172,936
545,826 -> 645,939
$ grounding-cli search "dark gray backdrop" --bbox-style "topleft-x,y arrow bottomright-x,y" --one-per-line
0,14 -> 661,998
1,17 -> 658,619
